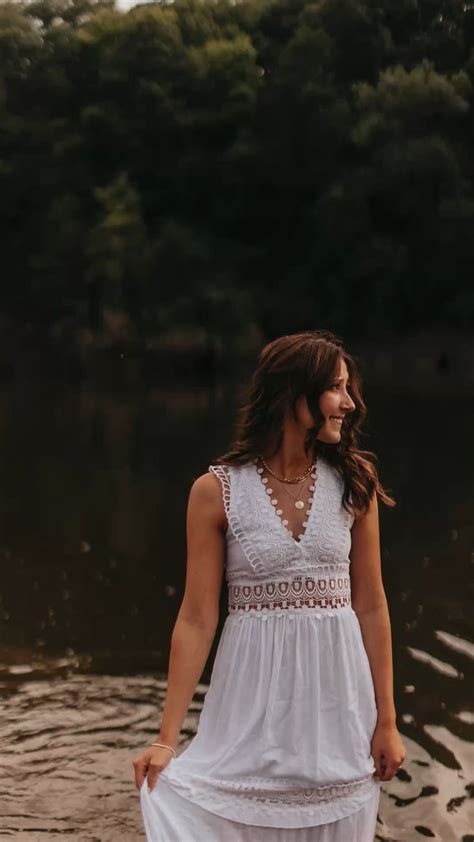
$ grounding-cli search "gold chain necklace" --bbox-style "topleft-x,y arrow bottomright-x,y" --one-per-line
258,456 -> 315,484
257,461 -> 317,511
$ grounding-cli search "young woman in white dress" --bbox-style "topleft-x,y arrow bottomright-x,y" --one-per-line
133,330 -> 406,841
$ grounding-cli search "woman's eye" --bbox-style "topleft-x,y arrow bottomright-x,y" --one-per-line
330,383 -> 352,393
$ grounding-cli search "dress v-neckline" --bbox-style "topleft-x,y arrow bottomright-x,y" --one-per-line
252,458 -> 321,549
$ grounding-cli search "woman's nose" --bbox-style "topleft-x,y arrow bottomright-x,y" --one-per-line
341,392 -> 355,411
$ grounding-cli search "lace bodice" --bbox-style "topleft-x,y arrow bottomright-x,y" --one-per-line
209,456 -> 354,585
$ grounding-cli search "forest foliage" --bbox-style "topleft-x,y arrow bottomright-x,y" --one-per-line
1,0 -> 474,340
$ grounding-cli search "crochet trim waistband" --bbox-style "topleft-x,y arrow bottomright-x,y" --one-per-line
228,575 -> 351,614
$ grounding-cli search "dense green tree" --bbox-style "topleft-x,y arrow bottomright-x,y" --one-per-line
85,171 -> 149,330
0,0 -> 473,340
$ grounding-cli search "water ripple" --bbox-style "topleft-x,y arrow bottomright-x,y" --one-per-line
1,672 -> 473,841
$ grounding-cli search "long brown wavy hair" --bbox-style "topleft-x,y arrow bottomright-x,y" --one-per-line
214,330 -> 395,517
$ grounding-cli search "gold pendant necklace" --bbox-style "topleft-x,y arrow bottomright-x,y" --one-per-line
280,475 -> 310,509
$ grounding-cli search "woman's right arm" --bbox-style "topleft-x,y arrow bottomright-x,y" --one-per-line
133,471 -> 226,790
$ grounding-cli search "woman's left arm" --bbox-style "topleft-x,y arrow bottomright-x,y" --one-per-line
350,492 -> 406,782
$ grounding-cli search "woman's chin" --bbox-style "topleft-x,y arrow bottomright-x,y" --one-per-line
317,428 -> 341,444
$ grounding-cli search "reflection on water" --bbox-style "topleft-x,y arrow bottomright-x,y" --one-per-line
0,376 -> 473,840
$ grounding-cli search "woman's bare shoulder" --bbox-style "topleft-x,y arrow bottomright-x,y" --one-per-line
188,471 -> 226,526
191,470 -> 222,498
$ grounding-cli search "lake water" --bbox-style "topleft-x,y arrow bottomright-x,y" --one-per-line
0,370 -> 472,840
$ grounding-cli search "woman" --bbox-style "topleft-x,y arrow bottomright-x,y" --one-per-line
134,330 -> 406,841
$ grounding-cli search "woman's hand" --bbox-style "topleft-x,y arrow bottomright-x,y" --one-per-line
132,745 -> 175,793
371,723 -> 406,781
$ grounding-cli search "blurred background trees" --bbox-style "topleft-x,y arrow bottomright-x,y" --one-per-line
1,0 -> 473,347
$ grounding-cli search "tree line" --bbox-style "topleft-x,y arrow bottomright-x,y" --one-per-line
1,0 -> 474,343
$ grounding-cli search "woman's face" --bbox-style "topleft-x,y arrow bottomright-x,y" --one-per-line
296,358 -> 356,443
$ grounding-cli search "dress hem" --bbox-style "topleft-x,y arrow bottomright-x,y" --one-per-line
157,768 -> 380,829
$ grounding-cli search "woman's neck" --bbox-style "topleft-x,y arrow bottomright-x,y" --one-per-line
261,437 -> 315,479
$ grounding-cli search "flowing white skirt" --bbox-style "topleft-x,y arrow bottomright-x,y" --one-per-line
140,607 -> 380,840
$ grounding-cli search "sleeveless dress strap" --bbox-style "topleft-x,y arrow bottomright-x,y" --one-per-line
208,464 -> 271,576
208,465 -> 231,517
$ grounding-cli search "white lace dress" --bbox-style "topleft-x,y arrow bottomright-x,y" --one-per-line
140,457 -> 381,841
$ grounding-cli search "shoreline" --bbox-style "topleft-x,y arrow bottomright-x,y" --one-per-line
0,317 -> 471,391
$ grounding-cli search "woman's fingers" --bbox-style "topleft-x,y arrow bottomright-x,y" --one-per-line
372,749 -> 384,781
133,747 -> 174,792
382,761 -> 399,781
147,762 -> 165,793
373,751 -> 406,781
372,726 -> 407,782
132,757 -> 148,789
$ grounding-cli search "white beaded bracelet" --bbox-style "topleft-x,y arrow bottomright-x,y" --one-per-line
151,742 -> 177,758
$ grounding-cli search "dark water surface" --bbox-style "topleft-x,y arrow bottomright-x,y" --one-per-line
0,373 -> 472,841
